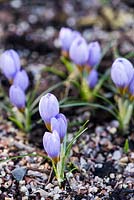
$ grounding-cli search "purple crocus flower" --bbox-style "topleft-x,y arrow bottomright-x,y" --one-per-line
111,58 -> 134,89
43,130 -> 60,161
87,69 -> 98,89
0,49 -> 21,81
51,113 -> 67,142
13,70 -> 29,91
87,41 -> 101,68
69,36 -> 88,66
9,85 -> 26,109
59,27 -> 81,52
128,75 -> 134,98
39,93 -> 59,128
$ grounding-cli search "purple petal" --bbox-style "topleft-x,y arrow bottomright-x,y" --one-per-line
129,75 -> 134,95
0,49 -> 21,80
9,85 -> 26,108
13,70 -> 29,91
43,131 -> 60,159
39,93 -> 59,123
87,69 -> 98,89
87,42 -> 101,67
51,113 -> 67,140
111,58 -> 134,88
59,27 -> 81,51
69,36 -> 88,65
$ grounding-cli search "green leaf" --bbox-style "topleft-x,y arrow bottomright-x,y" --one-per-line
65,120 -> 89,157
60,101 -> 117,118
124,139 -> 129,153
8,116 -> 24,130
60,56 -> 74,73
43,66 -> 66,79
0,153 -> 50,163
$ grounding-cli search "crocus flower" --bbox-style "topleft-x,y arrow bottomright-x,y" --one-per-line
128,75 -> 134,100
87,69 -> 98,89
0,49 -> 21,81
43,130 -> 60,162
111,58 -> 134,89
39,93 -> 59,129
87,41 -> 101,68
51,113 -> 67,142
59,27 -> 81,52
9,85 -> 26,109
13,70 -> 29,91
69,36 -> 88,66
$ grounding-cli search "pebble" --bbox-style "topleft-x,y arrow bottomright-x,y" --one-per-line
110,173 -> 115,179
45,183 -> 54,190
119,156 -> 128,164
113,150 -> 122,160
125,163 -> 134,173
20,186 -> 29,195
27,170 -> 47,181
53,194 -> 60,200
22,197 -> 28,200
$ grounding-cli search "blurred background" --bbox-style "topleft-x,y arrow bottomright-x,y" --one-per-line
0,0 -> 133,67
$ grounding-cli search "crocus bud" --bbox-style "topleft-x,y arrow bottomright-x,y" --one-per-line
0,49 -> 21,81
69,36 -> 88,66
111,58 -> 134,90
51,113 -> 67,142
43,130 -> 60,162
13,70 -> 29,91
87,42 -> 101,68
59,27 -> 80,52
9,85 -> 26,109
87,69 -> 98,89
128,75 -> 134,100
39,93 -> 59,129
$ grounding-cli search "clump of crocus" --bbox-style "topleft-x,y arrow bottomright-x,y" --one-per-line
0,49 -> 21,82
39,93 -> 67,162
39,93 -> 88,185
58,28 -> 104,102
0,49 -> 32,132
69,36 -> 88,68
59,27 -> 80,57
111,57 -> 134,94
110,57 -> 134,132
87,69 -> 98,89
13,70 -> 29,91
87,41 -> 101,69
9,85 -> 26,109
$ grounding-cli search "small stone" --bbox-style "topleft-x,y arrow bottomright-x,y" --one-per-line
109,127 -> 117,134
92,186 -> 98,193
22,197 -> 28,200
125,163 -> 134,173
110,173 -> 115,179
45,183 -> 53,190
12,167 -> 27,181
119,156 -> 128,163
113,150 -> 122,160
34,189 -> 48,197
19,180 -> 25,185
0,170 -> 6,177
53,194 -> 60,200
20,186 -> 29,195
